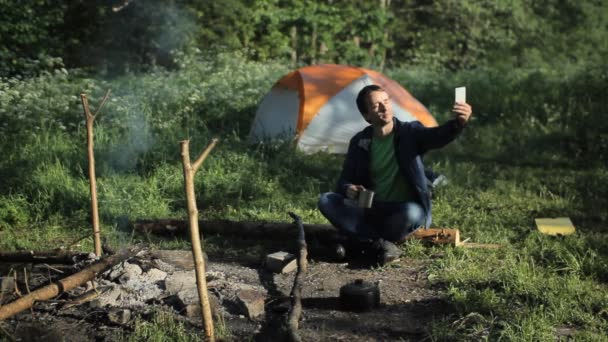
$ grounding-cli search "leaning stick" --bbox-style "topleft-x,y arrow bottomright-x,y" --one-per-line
286,212 -> 308,342
80,90 -> 111,257
180,138 -> 219,342
0,247 -> 138,320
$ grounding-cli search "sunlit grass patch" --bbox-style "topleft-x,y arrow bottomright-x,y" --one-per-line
126,309 -> 203,342
429,237 -> 608,340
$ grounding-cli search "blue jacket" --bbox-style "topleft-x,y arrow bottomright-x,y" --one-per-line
336,118 -> 464,228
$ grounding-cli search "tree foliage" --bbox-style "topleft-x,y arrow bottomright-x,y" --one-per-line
0,0 -> 66,76
1,0 -> 606,76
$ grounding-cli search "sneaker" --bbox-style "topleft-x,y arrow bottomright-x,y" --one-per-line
372,239 -> 401,265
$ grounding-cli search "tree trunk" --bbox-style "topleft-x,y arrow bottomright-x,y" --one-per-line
379,30 -> 389,70
290,25 -> 298,67
310,24 -> 317,64
381,0 -> 391,70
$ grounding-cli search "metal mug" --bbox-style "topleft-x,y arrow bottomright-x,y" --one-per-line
357,189 -> 374,208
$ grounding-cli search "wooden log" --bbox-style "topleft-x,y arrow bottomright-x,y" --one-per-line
0,247 -> 139,321
134,220 -> 463,246
286,212 -> 307,342
133,219 -> 338,241
0,251 -> 90,264
406,228 -> 461,246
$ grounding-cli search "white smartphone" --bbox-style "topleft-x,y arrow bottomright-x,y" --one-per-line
455,87 -> 466,103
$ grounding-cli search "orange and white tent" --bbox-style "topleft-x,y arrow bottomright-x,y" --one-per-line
249,64 -> 437,153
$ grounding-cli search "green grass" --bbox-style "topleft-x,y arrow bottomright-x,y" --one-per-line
126,310 -> 203,342
0,53 -> 606,340
419,144 -> 608,339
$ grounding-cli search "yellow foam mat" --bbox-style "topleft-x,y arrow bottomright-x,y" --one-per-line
535,217 -> 576,236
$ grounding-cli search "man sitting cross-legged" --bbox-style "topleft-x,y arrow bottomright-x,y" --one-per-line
318,85 -> 472,265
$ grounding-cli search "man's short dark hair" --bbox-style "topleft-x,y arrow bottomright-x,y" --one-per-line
356,84 -> 384,115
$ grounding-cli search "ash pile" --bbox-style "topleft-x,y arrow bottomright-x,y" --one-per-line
0,249 -> 270,340
91,250 -> 268,322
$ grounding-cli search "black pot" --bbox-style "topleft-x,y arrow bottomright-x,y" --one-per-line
339,279 -> 380,311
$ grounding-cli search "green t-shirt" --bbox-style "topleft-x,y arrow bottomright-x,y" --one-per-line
370,132 -> 414,202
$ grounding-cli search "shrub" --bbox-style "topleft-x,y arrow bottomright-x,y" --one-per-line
0,195 -> 30,229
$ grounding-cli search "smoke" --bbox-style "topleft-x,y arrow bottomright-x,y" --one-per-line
99,2 -> 199,170
153,3 -> 197,57
78,0 -> 200,73
107,105 -> 154,172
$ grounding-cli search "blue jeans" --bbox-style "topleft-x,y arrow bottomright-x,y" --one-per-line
317,192 -> 425,242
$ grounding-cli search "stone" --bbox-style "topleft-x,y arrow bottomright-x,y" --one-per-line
206,271 -> 224,282
107,308 -> 131,325
149,250 -> 209,271
265,251 -> 296,273
183,295 -> 221,318
184,303 -> 201,318
118,262 -> 143,284
280,259 -> 298,274
106,261 -> 142,283
0,276 -> 15,294
164,270 -> 196,294
152,259 -> 176,273
144,268 -> 167,283
164,270 -> 218,293
90,285 -> 123,308
236,289 -> 265,320
177,288 -> 199,305
164,291 -> 221,318
150,250 -> 195,270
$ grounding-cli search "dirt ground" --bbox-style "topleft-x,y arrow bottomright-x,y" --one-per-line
0,247 -> 455,342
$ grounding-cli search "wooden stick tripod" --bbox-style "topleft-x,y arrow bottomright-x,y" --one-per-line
180,138 -> 219,341
80,90 -> 111,257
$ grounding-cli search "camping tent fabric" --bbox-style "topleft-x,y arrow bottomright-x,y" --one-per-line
249,64 -> 437,154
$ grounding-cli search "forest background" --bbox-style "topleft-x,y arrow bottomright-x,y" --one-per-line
1,0 -> 608,340
3,0 -> 608,74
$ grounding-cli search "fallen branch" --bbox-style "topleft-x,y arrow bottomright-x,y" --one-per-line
23,268 -> 30,295
286,212 -> 308,342
11,269 -> 20,298
62,286 -> 112,309
459,242 -> 502,249
0,247 -> 139,321
43,264 -> 65,274
0,251 -> 89,264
